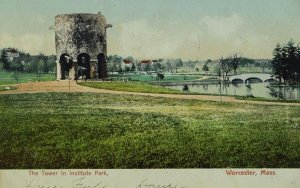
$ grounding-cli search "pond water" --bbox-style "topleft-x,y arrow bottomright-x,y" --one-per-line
166,83 -> 300,100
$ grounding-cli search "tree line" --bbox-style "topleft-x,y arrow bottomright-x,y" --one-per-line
0,48 -> 56,74
106,55 -> 185,73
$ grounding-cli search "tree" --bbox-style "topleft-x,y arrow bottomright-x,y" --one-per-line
175,59 -> 183,67
219,57 -> 234,80
219,54 -> 242,79
144,64 -> 151,72
272,40 -> 300,84
37,60 -> 45,74
156,62 -> 162,70
285,40 -> 300,82
239,58 -> 255,67
157,73 -> 164,80
214,66 -> 221,76
108,62 -> 118,73
0,50 -> 10,70
125,56 -> 134,62
166,61 -> 173,73
131,62 -> 136,71
231,54 -> 241,75
124,66 -> 130,72
260,61 -> 271,73
202,64 -> 209,72
11,58 -> 24,72
274,43 -> 287,83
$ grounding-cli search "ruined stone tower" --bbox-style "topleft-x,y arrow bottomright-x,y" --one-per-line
55,12 -> 112,80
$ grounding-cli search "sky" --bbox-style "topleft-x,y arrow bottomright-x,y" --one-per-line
0,0 -> 299,60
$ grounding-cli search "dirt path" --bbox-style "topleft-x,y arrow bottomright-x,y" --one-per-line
1,81 -> 300,106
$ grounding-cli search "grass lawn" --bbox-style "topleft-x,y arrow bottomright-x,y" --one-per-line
0,70 -> 56,85
0,85 -> 16,91
79,81 -> 185,94
0,92 -> 299,168
109,74 -> 201,82
235,96 -> 300,103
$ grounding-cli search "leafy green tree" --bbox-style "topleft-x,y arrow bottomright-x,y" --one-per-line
272,40 -> 300,84
37,60 -> 45,74
107,62 -> 118,73
157,73 -> 164,80
125,56 -> 134,62
156,62 -> 162,70
202,64 -> 209,72
272,45 -> 284,83
260,61 -> 271,73
285,40 -> 299,82
214,66 -> 221,76
166,61 -> 173,73
175,59 -> 183,67
11,58 -> 24,72
239,58 -> 255,67
124,66 -> 130,72
144,64 -> 151,72
0,50 -> 10,70
131,62 -> 136,71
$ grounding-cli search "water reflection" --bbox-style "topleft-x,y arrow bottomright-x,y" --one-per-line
245,84 -> 253,97
167,83 -> 300,100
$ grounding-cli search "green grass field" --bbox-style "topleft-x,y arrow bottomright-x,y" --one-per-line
0,70 -> 56,85
0,92 -> 299,168
109,73 -> 201,82
79,81 -> 184,94
0,85 -> 16,91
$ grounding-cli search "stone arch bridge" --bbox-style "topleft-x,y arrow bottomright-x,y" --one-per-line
229,74 -> 278,84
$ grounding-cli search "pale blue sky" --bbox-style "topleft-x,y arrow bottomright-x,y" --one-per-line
0,0 -> 299,59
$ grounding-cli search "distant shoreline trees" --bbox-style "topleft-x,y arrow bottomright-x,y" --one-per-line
272,40 -> 300,84
0,48 -> 56,74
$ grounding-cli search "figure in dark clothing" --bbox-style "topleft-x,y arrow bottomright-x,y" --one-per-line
183,84 -> 189,91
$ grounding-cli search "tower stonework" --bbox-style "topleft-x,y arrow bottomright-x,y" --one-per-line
55,13 -> 111,80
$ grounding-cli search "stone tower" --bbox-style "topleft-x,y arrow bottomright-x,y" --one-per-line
55,12 -> 112,80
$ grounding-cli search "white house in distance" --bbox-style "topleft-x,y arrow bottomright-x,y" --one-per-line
140,60 -> 153,71
121,59 -> 133,71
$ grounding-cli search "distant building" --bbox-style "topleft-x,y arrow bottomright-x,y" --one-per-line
140,60 -> 153,71
121,59 -> 133,70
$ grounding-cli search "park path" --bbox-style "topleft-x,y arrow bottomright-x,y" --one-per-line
1,80 -> 300,106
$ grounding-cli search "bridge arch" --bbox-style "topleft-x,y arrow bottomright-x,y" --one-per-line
232,78 -> 244,84
264,78 -> 278,83
245,77 -> 263,84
